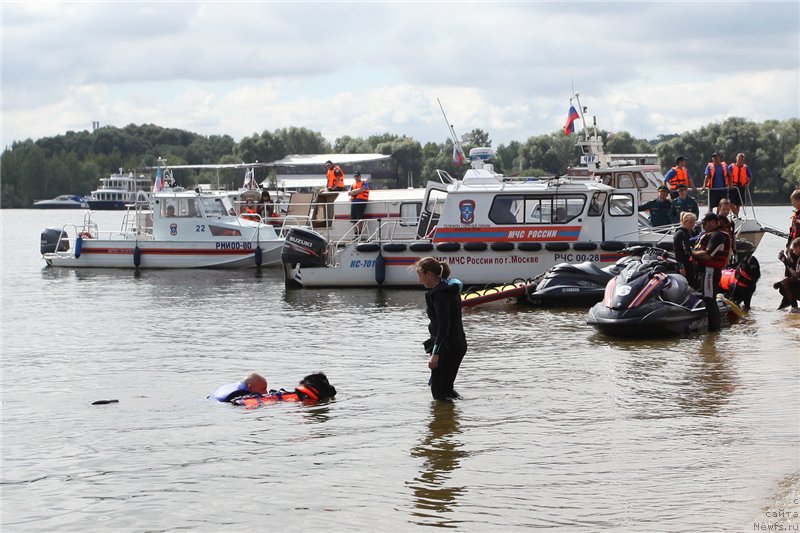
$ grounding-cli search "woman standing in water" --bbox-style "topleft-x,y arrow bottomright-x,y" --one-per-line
415,257 -> 467,401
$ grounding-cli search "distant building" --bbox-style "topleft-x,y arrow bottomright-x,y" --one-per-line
262,154 -> 396,191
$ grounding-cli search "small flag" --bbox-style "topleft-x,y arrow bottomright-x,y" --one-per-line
564,105 -> 580,136
153,166 -> 164,192
243,168 -> 256,190
452,144 -> 463,166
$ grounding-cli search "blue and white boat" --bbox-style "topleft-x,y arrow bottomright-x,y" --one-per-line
33,195 -> 88,209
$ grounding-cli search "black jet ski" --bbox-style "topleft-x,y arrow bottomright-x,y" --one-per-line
524,246 -> 674,307
586,252 -> 739,337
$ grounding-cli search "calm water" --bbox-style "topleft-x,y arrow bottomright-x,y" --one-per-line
2,207 -> 798,532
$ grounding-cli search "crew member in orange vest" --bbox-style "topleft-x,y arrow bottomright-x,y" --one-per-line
702,152 -> 729,212
727,153 -> 752,216
240,199 -> 260,221
349,171 -> 370,238
664,156 -> 693,198
325,160 -> 346,191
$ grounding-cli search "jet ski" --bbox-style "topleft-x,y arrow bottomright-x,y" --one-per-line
524,246 -> 675,307
586,250 -> 740,337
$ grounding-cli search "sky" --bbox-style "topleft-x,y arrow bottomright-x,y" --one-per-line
2,1 -> 799,150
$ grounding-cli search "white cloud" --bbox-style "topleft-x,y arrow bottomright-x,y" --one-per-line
1,1 -> 798,148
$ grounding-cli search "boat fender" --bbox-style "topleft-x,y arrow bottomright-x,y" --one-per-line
545,242 -> 569,252
75,236 -> 83,258
255,245 -> 263,267
490,242 -> 515,251
436,242 -> 461,252
375,251 -> 386,285
517,242 -> 542,252
572,242 -> 598,251
133,245 -> 141,268
409,242 -> 434,252
382,243 -> 407,252
463,242 -> 488,252
356,243 -> 380,252
600,241 -> 626,251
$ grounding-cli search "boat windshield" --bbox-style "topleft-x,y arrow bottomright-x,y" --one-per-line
199,197 -> 230,218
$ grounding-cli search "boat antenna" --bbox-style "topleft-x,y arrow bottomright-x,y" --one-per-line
573,92 -> 590,136
437,98 -> 467,162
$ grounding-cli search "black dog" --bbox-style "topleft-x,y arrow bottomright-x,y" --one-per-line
296,372 -> 337,402
726,255 -> 761,310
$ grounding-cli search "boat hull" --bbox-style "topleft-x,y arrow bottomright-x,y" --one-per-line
86,200 -> 131,210
586,299 -> 731,337
287,243 -> 630,287
44,239 -> 284,269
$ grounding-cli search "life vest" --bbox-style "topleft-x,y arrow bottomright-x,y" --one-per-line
210,381 -> 249,403
695,230 -> 731,270
729,164 -> 750,187
704,162 -> 729,188
791,210 -> 800,242
232,384 -> 322,409
351,179 -> 369,201
668,167 -> 690,189
326,165 -> 345,190
241,205 -> 259,221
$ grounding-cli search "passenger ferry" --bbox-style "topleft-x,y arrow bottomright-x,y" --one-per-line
87,169 -> 152,210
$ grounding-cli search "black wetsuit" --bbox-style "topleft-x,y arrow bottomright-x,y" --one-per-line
673,226 -> 696,288
424,279 -> 467,400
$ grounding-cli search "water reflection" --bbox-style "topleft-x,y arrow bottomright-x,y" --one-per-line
407,401 -> 468,528
678,332 -> 737,417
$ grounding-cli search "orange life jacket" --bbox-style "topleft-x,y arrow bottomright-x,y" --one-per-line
351,178 -> 369,201
704,162 -> 729,188
326,166 -> 345,190
668,167 -> 690,189
241,205 -> 259,221
695,230 -> 731,270
729,164 -> 750,187
234,384 -> 321,409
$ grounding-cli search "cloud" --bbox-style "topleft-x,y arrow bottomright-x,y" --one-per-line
1,1 -> 797,148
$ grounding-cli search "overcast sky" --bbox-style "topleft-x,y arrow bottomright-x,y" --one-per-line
2,1 -> 798,150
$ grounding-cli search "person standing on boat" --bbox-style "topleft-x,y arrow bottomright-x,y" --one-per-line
416,257 -> 467,401
727,153 -> 751,217
673,212 -> 698,287
691,212 -> 731,330
348,171 -> 369,239
664,156 -> 694,198
702,153 -> 729,212
671,184 -> 700,224
325,160 -> 346,191
638,185 -> 676,227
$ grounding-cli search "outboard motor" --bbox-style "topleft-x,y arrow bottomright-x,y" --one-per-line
281,227 -> 328,267
40,228 -> 69,254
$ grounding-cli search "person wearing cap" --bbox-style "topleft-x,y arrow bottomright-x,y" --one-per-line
664,156 -> 694,197
638,185 -> 676,227
727,153 -> 752,216
325,160 -> 346,191
671,183 -> 700,223
348,170 -> 370,239
692,212 -> 731,330
702,152 -> 729,212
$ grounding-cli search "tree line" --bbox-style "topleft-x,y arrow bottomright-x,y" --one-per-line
2,117 -> 799,208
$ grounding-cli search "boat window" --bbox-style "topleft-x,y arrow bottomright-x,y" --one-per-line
588,192 -> 607,216
551,197 -> 585,223
616,173 -> 635,189
490,195 -> 523,224
608,193 -> 634,216
162,198 -> 200,218
209,225 -> 242,237
200,197 -> 228,218
425,189 -> 448,215
399,202 -> 421,226
633,173 -> 648,188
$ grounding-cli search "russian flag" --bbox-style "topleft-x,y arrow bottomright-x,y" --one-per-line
153,166 -> 164,192
564,105 -> 580,136
452,144 -> 463,166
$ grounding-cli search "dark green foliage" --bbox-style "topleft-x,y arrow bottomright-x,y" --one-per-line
2,118 -> 798,208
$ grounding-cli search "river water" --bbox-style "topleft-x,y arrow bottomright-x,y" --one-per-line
2,206 -> 798,532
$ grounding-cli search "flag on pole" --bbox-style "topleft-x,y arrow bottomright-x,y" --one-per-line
564,105 -> 580,136
452,144 -> 463,166
153,166 -> 164,192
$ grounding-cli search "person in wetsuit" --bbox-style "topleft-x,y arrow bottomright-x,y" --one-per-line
673,211 -> 698,287
416,257 -> 467,401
